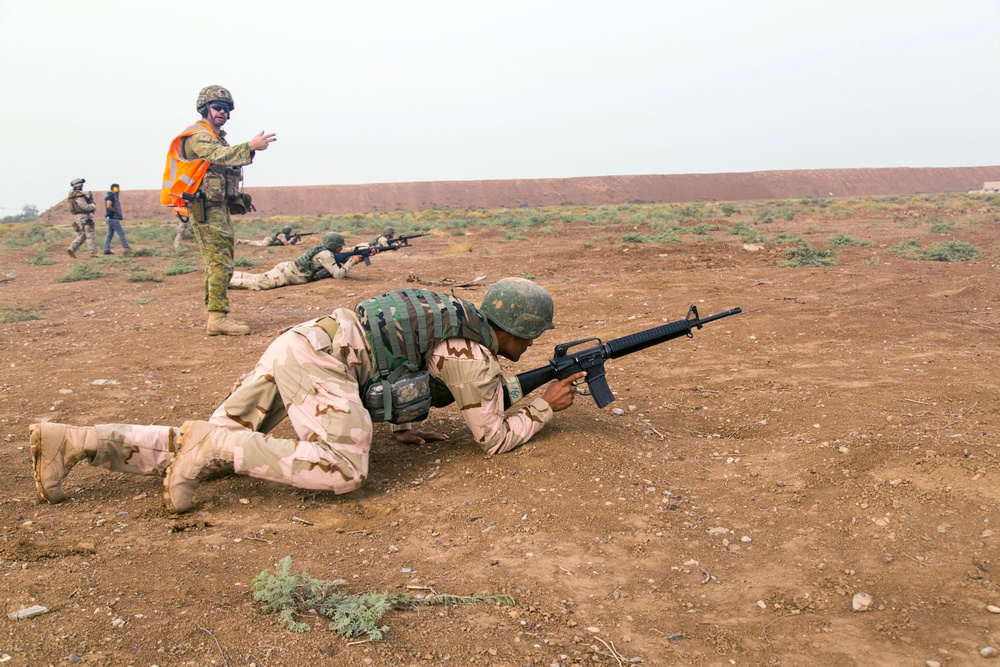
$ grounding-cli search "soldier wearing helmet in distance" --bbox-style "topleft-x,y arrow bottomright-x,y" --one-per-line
160,85 -> 277,336
31,278 -> 584,513
229,232 -> 369,291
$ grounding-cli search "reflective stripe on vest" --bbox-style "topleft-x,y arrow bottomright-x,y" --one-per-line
160,121 -> 217,214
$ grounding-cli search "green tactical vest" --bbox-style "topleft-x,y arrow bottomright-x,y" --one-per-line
356,289 -> 495,419
293,244 -> 328,276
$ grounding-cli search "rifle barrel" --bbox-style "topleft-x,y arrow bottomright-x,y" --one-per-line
604,307 -> 742,358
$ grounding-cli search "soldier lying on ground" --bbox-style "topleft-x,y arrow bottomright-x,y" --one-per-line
229,232 -> 364,290
31,278 -> 584,513
237,225 -> 303,247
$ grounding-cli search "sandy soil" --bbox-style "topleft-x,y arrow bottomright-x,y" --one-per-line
3,194 -> 1000,666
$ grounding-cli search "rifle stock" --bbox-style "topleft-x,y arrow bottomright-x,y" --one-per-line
502,305 -> 742,409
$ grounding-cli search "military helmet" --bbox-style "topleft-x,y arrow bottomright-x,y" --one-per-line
281,226 -> 293,235
70,178 -> 85,187
196,85 -> 235,112
383,226 -> 396,236
322,232 -> 345,250
480,278 -> 555,340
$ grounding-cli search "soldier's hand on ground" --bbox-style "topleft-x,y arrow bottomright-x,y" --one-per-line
393,429 -> 450,446
541,371 -> 587,412
248,131 -> 277,151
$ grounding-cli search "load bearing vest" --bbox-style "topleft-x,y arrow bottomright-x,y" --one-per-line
160,121 -> 217,216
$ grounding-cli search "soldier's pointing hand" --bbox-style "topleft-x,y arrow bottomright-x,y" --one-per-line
248,131 -> 277,151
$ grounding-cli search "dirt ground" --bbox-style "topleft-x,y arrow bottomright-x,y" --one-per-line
3,197 -> 1000,667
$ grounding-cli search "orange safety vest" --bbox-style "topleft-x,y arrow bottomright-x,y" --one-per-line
160,120 -> 218,215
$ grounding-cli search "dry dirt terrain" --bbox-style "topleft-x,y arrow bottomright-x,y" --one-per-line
3,194 -> 1000,666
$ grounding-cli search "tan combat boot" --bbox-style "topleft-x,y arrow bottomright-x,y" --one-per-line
163,420 -> 237,513
30,423 -> 96,503
206,312 -> 250,336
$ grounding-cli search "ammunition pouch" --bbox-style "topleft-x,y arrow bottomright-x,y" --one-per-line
227,192 -> 254,215
201,172 -> 226,203
362,370 -> 432,424
183,192 -> 206,224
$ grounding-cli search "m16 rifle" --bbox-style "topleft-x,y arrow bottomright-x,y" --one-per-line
334,244 -> 401,267
387,233 -> 429,247
502,305 -> 743,409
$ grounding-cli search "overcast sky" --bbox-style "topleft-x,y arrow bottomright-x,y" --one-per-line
1,0 -> 998,217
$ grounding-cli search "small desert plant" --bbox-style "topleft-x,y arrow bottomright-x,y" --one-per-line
252,556 -> 513,640
234,256 -> 258,268
778,242 -> 836,268
719,202 -> 742,217
827,234 -> 872,248
125,268 -> 163,283
446,240 -> 472,254
28,249 -> 56,265
0,305 -> 41,323
888,238 -> 924,259
126,247 -> 156,257
923,240 -> 980,262
729,222 -> 763,243
163,258 -> 198,275
57,263 -> 104,282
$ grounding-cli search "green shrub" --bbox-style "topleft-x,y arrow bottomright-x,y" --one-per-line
923,240 -> 980,262
778,242 -> 837,268
28,249 -> 56,265
2,225 -> 48,248
125,269 -> 163,282
719,202 -> 741,217
828,234 -> 872,248
0,305 -> 40,323
729,222 -> 762,243
889,238 -> 924,259
234,256 -> 258,268
57,263 -> 104,282
252,556 -> 513,639
164,259 -> 198,275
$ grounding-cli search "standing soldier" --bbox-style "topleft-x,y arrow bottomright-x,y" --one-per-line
173,216 -> 194,251
66,178 -> 97,258
229,232 -> 366,291
160,85 -> 277,336
102,183 -> 132,255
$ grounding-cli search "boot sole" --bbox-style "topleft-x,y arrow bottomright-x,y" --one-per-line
30,424 -> 62,504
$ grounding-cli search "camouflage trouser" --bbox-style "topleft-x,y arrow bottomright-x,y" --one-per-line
206,309 -> 376,492
192,203 -> 234,313
69,216 -> 97,254
174,217 -> 194,249
88,424 -> 178,476
80,309 -> 377,494
230,261 -> 310,291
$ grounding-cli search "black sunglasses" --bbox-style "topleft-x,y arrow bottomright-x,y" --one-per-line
209,102 -> 232,113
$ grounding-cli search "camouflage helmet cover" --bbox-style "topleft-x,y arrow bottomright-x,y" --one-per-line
280,226 -> 293,235
480,277 -> 555,340
70,178 -> 85,187
196,85 -> 235,112
383,226 -> 396,236
322,232 -> 346,250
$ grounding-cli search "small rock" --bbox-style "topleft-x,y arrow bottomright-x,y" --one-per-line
239,498 -> 250,505
852,592 -> 873,612
981,646 -> 998,658
987,605 -> 1000,614
612,408 -> 625,416
7,605 -> 48,620
756,600 -> 767,609
111,617 -> 125,628
68,655 -> 81,664
587,626 -> 601,634
925,661 -> 941,667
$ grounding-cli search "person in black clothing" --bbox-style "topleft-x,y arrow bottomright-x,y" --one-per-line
103,183 -> 131,254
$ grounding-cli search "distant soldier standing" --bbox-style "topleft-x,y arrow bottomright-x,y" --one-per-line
173,216 -> 194,250
102,183 -> 131,255
66,178 -> 97,258
160,85 -> 277,335
230,232 -> 366,291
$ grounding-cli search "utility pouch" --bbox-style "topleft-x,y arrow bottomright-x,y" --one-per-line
227,192 -> 254,215
187,196 -> 206,224
201,172 -> 226,203
363,370 -> 432,424
72,220 -> 82,233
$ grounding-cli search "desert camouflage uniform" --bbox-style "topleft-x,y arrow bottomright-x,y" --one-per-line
182,127 -> 253,313
67,189 -> 98,254
68,306 -> 552,491
237,229 -> 299,247
174,217 -> 194,249
229,246 -> 355,291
